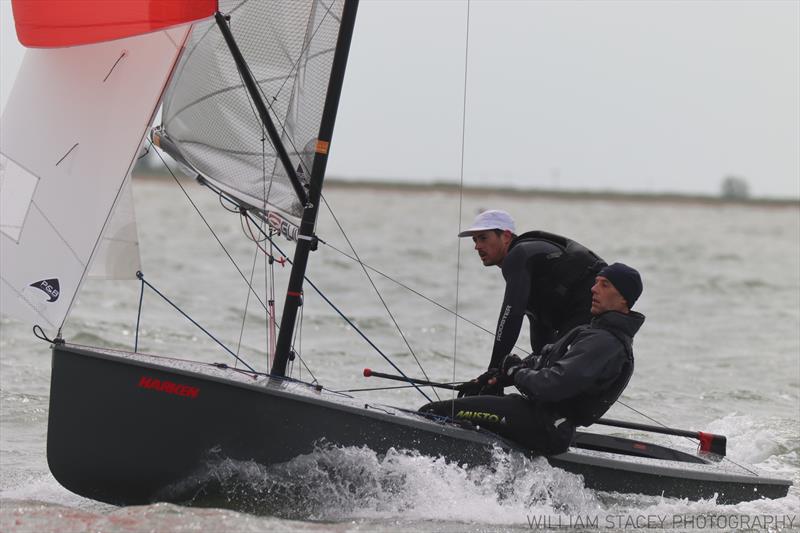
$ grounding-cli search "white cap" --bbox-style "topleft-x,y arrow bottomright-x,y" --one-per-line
458,210 -> 516,237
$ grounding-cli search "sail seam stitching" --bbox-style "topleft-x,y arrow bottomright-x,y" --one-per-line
0,275 -> 57,328
30,202 -> 85,266
55,143 -> 79,166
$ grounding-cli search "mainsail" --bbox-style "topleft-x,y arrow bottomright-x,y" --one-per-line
155,0 -> 346,235
0,0 -> 216,332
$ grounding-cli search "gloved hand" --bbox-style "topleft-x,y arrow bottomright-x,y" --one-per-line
498,353 -> 523,386
456,369 -> 498,397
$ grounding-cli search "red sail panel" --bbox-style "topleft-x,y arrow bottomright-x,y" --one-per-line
11,0 -> 217,48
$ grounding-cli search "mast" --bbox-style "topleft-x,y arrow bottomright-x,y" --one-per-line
271,0 -> 360,376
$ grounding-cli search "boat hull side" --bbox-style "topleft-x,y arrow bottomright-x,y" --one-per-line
46,345 -> 497,505
46,344 -> 791,506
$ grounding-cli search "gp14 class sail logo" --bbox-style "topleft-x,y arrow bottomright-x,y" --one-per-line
29,278 -> 60,302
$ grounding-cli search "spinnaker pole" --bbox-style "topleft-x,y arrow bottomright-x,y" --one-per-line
271,0 -> 360,377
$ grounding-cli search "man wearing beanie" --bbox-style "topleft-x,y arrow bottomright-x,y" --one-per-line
456,210 -> 606,396
420,263 -> 644,455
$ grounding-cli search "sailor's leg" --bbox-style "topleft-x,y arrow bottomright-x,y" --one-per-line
419,394 -> 574,453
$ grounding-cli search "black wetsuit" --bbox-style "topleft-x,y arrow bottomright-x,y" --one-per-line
490,231 -> 606,368
420,310 -> 644,454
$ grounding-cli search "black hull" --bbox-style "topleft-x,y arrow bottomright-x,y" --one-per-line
47,344 -> 791,506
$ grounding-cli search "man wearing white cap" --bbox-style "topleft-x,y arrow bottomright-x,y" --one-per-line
457,209 -> 606,395
420,262 -> 644,454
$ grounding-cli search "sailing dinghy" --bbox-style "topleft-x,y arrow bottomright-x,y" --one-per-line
0,0 -> 791,507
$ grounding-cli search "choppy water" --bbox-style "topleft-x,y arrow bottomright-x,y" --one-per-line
1,178 -> 799,531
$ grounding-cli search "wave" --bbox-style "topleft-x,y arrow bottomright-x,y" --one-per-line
159,443 -> 598,522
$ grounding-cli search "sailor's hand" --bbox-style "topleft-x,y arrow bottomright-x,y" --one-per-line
457,369 -> 498,397
497,353 -> 523,386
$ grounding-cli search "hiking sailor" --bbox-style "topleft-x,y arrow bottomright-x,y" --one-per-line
456,209 -> 606,396
420,262 -> 645,454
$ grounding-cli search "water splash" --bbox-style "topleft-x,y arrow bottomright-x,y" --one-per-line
161,442 -> 599,523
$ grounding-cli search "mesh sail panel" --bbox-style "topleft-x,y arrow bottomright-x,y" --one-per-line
159,0 -> 343,224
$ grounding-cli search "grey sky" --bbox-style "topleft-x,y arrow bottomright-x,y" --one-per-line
2,0 -> 798,198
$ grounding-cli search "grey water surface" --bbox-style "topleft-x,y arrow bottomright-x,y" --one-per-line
1,178 -> 798,532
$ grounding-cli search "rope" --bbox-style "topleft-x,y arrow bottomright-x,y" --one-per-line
318,238 -> 529,352
149,141 -> 326,382
243,211 -> 432,402
234,244 -> 261,366
149,142 -> 269,314
134,274 -> 145,353
135,272 -> 256,373
303,275 -> 432,401
320,194 -> 440,401
452,0 -> 472,412
169,178 -> 318,380
238,213 -> 318,382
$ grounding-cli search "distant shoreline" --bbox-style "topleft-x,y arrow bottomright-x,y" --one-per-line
131,172 -> 799,208
324,178 -> 799,208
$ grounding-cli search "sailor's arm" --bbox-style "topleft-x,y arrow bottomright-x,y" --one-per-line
488,249 -> 530,369
512,332 -> 624,402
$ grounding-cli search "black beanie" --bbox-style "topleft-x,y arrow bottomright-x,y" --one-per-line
597,263 -> 643,308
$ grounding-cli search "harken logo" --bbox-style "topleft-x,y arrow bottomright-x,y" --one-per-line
138,376 -> 200,399
30,278 -> 60,302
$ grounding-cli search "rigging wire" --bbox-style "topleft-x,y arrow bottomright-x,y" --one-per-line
152,26 -> 318,381
136,272 -> 256,373
226,8 -> 445,396
240,212 -> 319,383
319,194 -> 441,401
230,133 -> 267,370
243,210 -> 432,402
219,192 -> 242,214
134,275 -> 145,352
148,142 -> 323,376
318,238 -> 530,352
242,202 -> 521,353
290,291 -> 304,379
150,148 -> 324,381
260,130 -> 280,367
221,4 -> 434,390
258,122 -> 273,367
452,0 -> 472,410
223,11 -> 299,374
149,141 -> 270,315
234,243 -> 261,365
